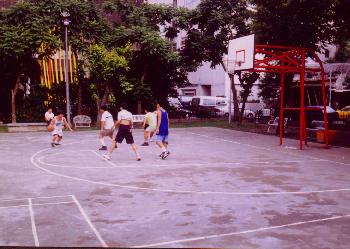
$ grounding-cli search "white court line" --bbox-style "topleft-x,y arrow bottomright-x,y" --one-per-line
30,148 -> 350,196
191,132 -> 350,166
28,198 -> 39,247
90,150 -> 119,167
133,214 -> 350,248
37,153 -> 326,169
0,201 -> 75,209
0,194 -> 74,203
71,195 -> 108,247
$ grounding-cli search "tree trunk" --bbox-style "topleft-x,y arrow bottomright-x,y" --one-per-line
138,64 -> 148,114
78,82 -> 83,115
239,93 -> 249,124
230,75 -> 240,122
11,74 -> 21,123
221,61 -> 240,122
96,84 -> 110,125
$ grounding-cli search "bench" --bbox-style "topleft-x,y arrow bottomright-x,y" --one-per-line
73,115 -> 92,128
267,117 -> 288,134
6,123 -> 47,132
132,115 -> 145,123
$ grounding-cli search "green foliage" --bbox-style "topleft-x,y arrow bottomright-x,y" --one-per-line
250,0 -> 339,51
104,0 -> 192,109
180,0 -> 249,68
0,2 -> 59,60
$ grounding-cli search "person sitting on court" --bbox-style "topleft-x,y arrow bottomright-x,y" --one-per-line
45,107 -> 54,125
103,103 -> 141,161
141,108 -> 157,146
98,105 -> 115,151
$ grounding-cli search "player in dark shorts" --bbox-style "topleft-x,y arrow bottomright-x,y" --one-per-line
103,103 -> 141,161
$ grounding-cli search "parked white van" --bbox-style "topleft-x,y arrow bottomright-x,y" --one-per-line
191,96 -> 227,107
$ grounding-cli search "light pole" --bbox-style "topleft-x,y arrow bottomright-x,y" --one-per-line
62,11 -> 71,124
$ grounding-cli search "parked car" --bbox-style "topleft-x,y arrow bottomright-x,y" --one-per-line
190,96 -> 227,118
168,97 -> 193,118
215,104 -> 255,119
178,96 -> 193,108
191,96 -> 227,107
337,106 -> 350,120
305,106 -> 339,127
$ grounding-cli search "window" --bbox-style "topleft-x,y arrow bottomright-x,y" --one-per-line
203,99 -> 216,106
182,89 -> 196,96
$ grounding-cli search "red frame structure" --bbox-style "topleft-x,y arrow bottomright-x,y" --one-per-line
247,45 -> 329,149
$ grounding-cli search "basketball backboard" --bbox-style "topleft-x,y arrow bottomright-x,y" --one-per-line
227,34 -> 255,73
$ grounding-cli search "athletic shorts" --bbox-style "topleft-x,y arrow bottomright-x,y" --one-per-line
52,130 -> 63,138
101,129 -> 114,137
145,126 -> 156,133
115,124 -> 134,144
157,134 -> 168,143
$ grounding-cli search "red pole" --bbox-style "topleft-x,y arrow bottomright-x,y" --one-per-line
300,49 -> 306,150
279,66 -> 285,146
321,66 -> 329,146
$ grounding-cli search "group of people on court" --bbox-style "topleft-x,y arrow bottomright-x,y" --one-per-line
44,102 -> 170,161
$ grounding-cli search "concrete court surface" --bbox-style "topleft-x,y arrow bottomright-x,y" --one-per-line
0,127 -> 350,248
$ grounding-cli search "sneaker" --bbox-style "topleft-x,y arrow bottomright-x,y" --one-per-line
136,157 -> 141,161
159,151 -> 165,158
51,142 -> 56,148
149,138 -> 154,142
99,146 -> 107,151
141,142 -> 149,146
162,151 -> 170,160
102,154 -> 111,160
54,143 -> 61,146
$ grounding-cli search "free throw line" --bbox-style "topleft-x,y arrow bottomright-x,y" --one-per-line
71,195 -> 108,247
28,198 -> 39,247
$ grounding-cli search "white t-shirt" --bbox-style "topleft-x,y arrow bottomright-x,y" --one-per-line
145,112 -> 157,129
45,111 -> 54,121
101,111 -> 114,129
118,109 -> 133,122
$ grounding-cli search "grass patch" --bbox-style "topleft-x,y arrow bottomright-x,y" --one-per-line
0,125 -> 8,133
170,119 -> 268,134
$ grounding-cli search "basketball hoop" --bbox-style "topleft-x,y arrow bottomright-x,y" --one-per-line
227,34 -> 255,73
226,60 -> 244,75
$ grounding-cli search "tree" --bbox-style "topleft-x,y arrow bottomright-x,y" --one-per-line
237,72 -> 260,123
86,44 -> 132,119
104,0 -> 192,112
0,1 -> 59,123
180,0 -> 250,121
30,0 -> 108,115
250,0 -> 341,103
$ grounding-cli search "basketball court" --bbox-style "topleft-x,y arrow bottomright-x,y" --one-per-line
1,127 -> 350,248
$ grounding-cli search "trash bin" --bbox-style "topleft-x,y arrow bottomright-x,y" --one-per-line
316,130 -> 337,143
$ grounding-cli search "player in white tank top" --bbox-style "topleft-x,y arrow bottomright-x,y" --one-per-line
50,110 -> 73,147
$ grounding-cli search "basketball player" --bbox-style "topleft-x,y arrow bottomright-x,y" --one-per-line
156,103 -> 170,159
50,110 -> 73,147
141,108 -> 156,146
103,103 -> 141,161
99,105 -> 114,150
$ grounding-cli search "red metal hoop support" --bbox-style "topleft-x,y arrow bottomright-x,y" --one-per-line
245,45 -> 329,150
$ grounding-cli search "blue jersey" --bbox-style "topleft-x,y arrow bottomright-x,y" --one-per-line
158,109 -> 169,136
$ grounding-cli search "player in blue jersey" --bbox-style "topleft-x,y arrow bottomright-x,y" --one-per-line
155,103 -> 170,159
